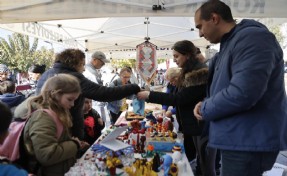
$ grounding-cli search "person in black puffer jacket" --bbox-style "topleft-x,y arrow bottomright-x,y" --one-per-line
137,40 -> 216,176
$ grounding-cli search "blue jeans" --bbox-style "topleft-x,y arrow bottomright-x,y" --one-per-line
221,150 -> 279,176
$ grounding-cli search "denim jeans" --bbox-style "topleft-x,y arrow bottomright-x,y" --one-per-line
221,150 -> 279,176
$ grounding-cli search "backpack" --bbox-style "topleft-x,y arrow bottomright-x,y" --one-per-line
0,109 -> 63,162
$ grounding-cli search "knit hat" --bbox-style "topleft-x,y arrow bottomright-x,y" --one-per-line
0,64 -> 9,73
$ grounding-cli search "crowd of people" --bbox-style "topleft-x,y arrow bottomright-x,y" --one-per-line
0,0 -> 287,176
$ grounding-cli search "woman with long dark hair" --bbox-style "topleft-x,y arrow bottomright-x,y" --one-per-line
137,40 -> 216,176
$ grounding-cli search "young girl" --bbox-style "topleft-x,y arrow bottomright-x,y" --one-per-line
21,74 -> 89,176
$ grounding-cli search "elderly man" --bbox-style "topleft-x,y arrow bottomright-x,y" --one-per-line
83,51 -> 111,126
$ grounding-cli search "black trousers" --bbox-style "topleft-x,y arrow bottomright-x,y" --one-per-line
183,133 -> 196,161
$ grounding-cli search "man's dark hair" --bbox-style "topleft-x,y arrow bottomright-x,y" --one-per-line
28,64 -> 46,74
199,0 -> 234,23
0,102 -> 12,134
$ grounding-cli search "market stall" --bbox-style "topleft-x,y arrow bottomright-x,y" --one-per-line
65,103 -> 193,176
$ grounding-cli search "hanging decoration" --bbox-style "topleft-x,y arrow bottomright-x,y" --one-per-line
136,17 -> 158,86
136,41 -> 158,86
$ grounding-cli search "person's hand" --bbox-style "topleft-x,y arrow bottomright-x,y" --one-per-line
98,118 -> 104,126
162,109 -> 166,116
137,91 -> 150,100
80,141 -> 90,150
165,110 -> 172,118
71,137 -> 81,148
194,102 -> 203,120
154,106 -> 161,110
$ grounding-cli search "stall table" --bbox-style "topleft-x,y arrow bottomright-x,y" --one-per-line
65,127 -> 194,176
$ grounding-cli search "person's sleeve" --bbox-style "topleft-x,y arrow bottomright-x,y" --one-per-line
1,165 -> 29,176
92,109 -> 105,132
162,105 -> 168,111
35,70 -> 55,95
28,112 -> 78,166
75,74 -> 140,102
162,85 -> 172,111
149,85 -> 206,108
171,107 -> 176,114
201,30 -> 278,121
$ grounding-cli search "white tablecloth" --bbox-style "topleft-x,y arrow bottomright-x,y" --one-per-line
67,127 -> 194,176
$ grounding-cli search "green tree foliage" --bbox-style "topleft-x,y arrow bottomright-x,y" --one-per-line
110,58 -> 166,69
269,25 -> 284,46
0,33 -> 54,72
111,59 -> 136,69
33,46 -> 55,69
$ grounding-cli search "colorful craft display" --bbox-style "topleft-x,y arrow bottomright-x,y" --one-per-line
66,109 -> 190,176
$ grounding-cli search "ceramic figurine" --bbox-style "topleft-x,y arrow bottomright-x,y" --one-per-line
152,153 -> 161,172
158,154 -> 173,176
172,151 -> 182,164
169,163 -> 178,176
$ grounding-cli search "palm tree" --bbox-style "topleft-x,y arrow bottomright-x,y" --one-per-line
0,33 -> 38,72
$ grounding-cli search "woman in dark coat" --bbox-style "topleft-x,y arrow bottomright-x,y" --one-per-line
137,40 -> 216,176
36,49 -> 140,140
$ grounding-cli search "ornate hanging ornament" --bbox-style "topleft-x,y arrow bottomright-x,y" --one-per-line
136,41 -> 158,85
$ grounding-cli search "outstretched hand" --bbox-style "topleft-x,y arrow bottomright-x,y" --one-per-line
72,137 -> 90,150
137,91 -> 150,100
80,141 -> 90,150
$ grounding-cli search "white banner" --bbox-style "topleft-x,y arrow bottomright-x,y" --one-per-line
0,0 -> 286,23
0,22 -> 79,48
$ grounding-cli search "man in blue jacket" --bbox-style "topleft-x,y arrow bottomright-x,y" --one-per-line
193,1 -> 287,176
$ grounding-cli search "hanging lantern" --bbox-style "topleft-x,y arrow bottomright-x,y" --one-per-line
136,41 -> 158,86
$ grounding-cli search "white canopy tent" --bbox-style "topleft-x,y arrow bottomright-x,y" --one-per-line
0,0 -> 286,59
0,16 -> 210,59
1,0 -> 287,22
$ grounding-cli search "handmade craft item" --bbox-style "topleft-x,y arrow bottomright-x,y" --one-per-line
136,41 -> 158,86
